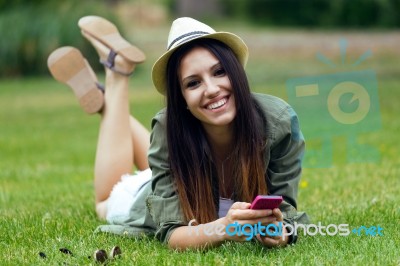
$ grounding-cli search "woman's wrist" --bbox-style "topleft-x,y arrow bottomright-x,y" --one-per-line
212,217 -> 230,242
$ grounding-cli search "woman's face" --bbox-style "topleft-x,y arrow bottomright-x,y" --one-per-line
179,46 -> 236,131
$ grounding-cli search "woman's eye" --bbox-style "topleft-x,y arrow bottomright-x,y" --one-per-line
186,80 -> 200,88
214,68 -> 226,76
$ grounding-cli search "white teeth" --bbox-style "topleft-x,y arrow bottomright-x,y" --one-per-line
207,98 -> 227,110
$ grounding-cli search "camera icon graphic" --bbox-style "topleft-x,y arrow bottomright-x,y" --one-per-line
286,40 -> 381,168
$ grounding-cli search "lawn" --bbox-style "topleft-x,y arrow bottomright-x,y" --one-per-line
0,27 -> 399,265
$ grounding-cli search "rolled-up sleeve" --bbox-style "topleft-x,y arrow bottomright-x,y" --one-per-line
268,106 -> 304,208
262,99 -> 309,225
146,110 -> 187,244
264,102 -> 310,244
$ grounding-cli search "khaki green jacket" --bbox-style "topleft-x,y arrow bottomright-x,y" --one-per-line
96,93 -> 310,243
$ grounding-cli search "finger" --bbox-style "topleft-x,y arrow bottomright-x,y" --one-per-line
260,223 -> 288,245
226,215 -> 277,229
272,208 -> 284,221
226,216 -> 275,227
260,233 -> 285,246
225,226 -> 259,242
256,234 -> 280,247
230,202 -> 251,210
229,209 -> 273,221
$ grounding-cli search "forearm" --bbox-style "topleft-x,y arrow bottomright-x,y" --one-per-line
168,218 -> 227,251
167,205 -> 289,250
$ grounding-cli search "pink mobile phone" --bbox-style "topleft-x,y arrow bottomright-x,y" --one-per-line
250,195 -> 283,210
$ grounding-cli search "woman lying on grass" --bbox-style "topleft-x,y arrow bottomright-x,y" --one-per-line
48,16 -> 309,251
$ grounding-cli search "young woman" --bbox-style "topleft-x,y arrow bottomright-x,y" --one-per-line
48,16 -> 309,251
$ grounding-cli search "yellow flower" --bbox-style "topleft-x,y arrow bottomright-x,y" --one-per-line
300,180 -> 308,188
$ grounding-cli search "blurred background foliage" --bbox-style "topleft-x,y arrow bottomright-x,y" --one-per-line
222,0 -> 400,28
0,0 -> 399,77
0,0 -> 119,77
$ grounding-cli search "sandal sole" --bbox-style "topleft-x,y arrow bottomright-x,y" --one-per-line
78,16 -> 146,64
47,47 -> 104,114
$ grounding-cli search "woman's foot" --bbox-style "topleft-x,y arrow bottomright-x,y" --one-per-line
78,16 -> 145,76
47,47 -> 104,114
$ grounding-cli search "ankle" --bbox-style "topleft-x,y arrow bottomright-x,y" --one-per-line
105,71 -> 130,89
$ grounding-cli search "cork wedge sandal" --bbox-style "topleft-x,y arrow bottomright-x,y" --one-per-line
78,16 -> 145,76
47,47 -> 104,114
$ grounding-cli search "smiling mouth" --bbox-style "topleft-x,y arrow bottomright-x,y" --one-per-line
206,97 -> 228,110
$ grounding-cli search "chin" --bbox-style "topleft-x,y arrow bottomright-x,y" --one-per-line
211,112 -> 236,126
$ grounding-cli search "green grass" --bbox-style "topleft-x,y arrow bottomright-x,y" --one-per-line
1,27 -> 400,265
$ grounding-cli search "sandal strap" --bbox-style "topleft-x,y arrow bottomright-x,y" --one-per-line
100,49 -> 133,76
105,49 -> 117,68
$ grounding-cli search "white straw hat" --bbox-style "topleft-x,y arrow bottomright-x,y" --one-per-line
151,17 -> 249,95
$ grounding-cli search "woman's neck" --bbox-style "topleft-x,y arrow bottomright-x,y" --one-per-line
203,124 -> 234,160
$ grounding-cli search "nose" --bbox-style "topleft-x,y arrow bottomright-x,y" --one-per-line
203,78 -> 220,98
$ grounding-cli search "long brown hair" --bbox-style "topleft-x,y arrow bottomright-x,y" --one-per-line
166,39 -> 268,224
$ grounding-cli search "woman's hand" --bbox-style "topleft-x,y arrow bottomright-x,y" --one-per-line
255,208 -> 289,247
168,202 -> 288,250
221,202 -> 277,242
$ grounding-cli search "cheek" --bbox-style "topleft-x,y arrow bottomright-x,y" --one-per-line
224,77 -> 233,89
182,91 -> 200,108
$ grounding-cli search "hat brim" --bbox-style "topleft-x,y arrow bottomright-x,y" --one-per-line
151,32 -> 249,95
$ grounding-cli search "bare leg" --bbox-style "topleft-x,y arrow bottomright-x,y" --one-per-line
79,18 -> 150,219
94,70 -> 133,204
49,21 -> 150,219
94,92 -> 151,195
130,116 -> 150,171
94,76 -> 151,219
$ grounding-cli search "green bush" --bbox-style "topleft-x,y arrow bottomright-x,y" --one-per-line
221,0 -> 400,28
0,1 -> 119,77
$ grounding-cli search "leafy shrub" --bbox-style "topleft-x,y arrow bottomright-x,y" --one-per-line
0,1 -> 119,77
221,0 -> 400,28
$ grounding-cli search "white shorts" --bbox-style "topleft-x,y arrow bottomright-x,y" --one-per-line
106,168 -> 152,223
